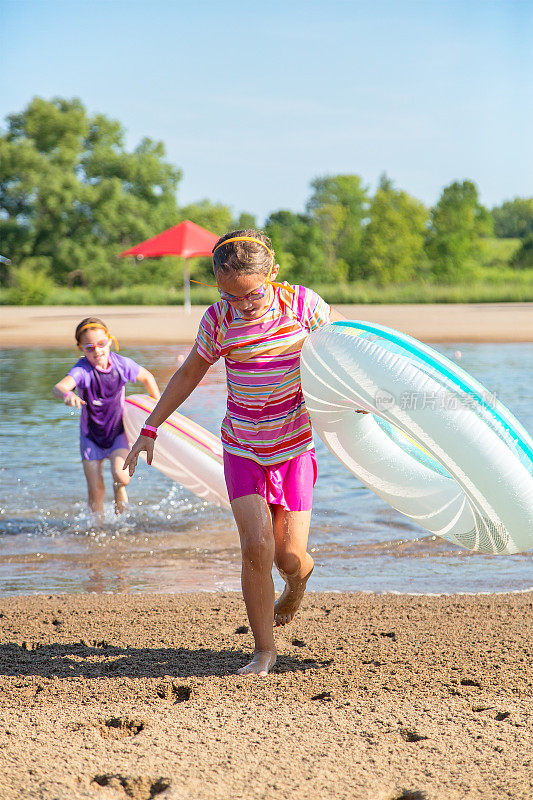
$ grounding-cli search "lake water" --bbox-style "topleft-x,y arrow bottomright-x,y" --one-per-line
1,343 -> 532,597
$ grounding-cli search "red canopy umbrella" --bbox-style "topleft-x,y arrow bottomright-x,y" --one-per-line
118,220 -> 219,312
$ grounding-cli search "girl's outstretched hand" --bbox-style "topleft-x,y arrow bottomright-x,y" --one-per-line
124,435 -> 155,476
64,392 -> 85,408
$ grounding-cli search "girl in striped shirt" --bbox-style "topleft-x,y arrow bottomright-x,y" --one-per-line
125,231 -> 331,676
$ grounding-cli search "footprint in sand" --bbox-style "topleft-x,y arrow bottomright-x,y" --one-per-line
399,728 -> 429,743
100,718 -> 145,739
156,681 -> 191,703
92,774 -> 170,799
311,691 -> 332,701
495,711 -> 510,721
235,625 -> 249,634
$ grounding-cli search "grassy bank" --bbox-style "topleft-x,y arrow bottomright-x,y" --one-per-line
1,267 -> 532,306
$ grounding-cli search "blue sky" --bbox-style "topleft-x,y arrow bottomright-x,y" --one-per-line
2,0 -> 532,223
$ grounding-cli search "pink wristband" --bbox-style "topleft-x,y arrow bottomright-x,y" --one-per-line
63,391 -> 76,403
143,424 -> 158,432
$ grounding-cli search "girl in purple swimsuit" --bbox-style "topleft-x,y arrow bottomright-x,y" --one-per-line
53,317 -> 160,515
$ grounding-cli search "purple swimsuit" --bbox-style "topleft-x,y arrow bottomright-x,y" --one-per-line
68,353 -> 141,461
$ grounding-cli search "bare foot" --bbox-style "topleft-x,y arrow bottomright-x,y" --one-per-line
274,557 -> 314,627
238,650 -> 277,677
114,484 -> 128,515
90,510 -> 105,528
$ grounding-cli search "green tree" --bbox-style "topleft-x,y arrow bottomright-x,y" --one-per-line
234,212 -> 257,230
7,259 -> 55,304
0,97 -> 181,289
426,180 -> 493,282
492,198 -> 533,239
178,199 -> 233,236
361,177 -> 429,285
510,233 -> 533,269
306,174 -> 369,280
265,210 -> 324,284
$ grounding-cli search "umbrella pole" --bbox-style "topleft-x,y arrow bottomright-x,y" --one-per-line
183,258 -> 191,315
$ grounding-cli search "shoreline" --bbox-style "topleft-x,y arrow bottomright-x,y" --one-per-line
1,302 -> 532,346
2,585 -> 533,600
1,590 -> 531,800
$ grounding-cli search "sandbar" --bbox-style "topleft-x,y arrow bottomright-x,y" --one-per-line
0,590 -> 531,799
1,302 -> 532,346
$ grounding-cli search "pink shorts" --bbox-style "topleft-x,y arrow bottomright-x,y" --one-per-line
223,449 -> 317,511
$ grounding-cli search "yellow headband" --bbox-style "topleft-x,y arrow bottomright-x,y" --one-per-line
192,235 -> 295,296
213,236 -> 274,267
76,323 -> 119,352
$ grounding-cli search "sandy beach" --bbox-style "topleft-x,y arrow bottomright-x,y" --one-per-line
1,302 -> 532,346
0,591 -> 531,800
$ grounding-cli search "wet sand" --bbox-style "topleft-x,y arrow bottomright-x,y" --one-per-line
1,302 -> 532,346
1,591 -> 531,800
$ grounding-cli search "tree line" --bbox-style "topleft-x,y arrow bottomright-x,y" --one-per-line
1,97 -> 532,298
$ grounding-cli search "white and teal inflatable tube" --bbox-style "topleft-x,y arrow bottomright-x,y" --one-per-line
301,321 -> 533,555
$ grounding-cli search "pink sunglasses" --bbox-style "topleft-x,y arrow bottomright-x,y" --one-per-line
219,280 -> 270,303
79,337 -> 110,353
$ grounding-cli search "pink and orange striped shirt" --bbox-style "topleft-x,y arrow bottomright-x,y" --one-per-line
196,283 -> 331,465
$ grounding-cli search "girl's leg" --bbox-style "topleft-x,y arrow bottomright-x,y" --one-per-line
272,507 -> 314,626
110,448 -> 131,514
231,494 -> 277,676
82,459 -> 105,514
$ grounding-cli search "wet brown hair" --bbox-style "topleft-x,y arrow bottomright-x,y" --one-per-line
212,230 -> 275,276
75,317 -> 108,344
